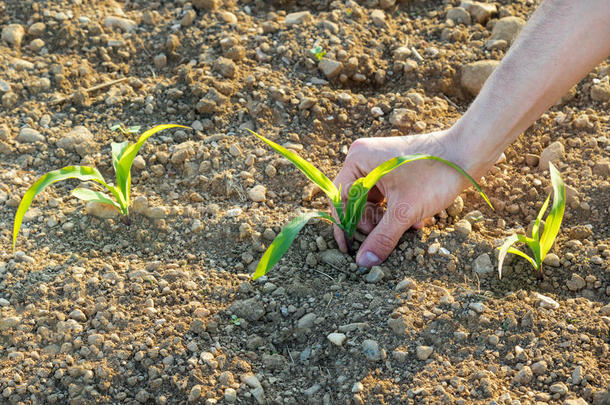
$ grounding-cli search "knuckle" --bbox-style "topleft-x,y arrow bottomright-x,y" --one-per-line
348,138 -> 368,156
374,231 -> 399,251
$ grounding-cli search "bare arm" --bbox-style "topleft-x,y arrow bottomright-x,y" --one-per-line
333,0 -> 610,268
455,0 -> 610,176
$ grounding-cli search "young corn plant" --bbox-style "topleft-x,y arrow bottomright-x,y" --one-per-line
497,161 -> 565,279
12,124 -> 187,250
249,130 -> 493,280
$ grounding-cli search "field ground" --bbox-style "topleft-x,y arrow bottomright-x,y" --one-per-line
0,0 -> 609,404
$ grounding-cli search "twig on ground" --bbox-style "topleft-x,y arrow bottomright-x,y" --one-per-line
50,77 -> 128,105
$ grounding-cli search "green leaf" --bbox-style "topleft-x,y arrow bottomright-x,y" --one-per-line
343,154 -> 493,237
249,129 -> 342,215
253,212 -> 335,280
539,162 -> 565,260
497,233 -> 541,278
72,188 -> 122,211
111,141 -> 129,174
507,247 -> 538,269
115,124 -> 189,210
310,46 -> 326,61
13,166 -> 114,250
127,126 -> 141,134
532,193 -> 551,241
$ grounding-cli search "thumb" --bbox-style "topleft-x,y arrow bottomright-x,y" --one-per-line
355,200 -> 415,268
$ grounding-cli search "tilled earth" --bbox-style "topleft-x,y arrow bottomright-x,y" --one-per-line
0,0 -> 609,404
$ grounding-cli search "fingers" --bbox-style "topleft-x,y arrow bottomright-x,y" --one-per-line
333,223 -> 347,252
330,158 -> 361,252
355,199 -> 416,268
357,201 -> 384,234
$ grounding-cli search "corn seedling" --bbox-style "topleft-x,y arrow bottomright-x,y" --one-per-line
249,130 -> 493,280
12,124 -> 187,250
309,46 -> 327,61
497,162 -> 565,279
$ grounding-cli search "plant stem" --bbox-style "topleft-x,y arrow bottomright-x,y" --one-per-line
122,215 -> 131,226
343,230 -> 355,256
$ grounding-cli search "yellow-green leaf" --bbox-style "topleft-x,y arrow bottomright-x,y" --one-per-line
540,162 -> 565,259
13,166 -> 113,250
532,193 -> 550,241
253,212 -> 335,280
72,188 -> 122,211
249,130 -> 341,207
115,124 -> 189,208
343,154 -> 493,237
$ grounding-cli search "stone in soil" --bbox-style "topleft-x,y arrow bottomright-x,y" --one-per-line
85,202 -> 119,219
543,253 -> 560,267
318,58 -> 343,79
362,339 -> 382,361
461,60 -> 499,96
193,0 -> 219,10
395,277 -> 416,291
2,24 -> 25,47
365,266 -> 384,283
390,108 -> 416,129
446,8 -> 471,25
446,196 -> 464,217
248,185 -> 266,202
512,366 -> 533,385
416,345 -> 434,360
57,126 -> 93,150
473,253 -> 493,275
454,219 -> 472,236
566,273 -> 586,291
487,17 -> 526,46
0,316 -> 21,331
17,128 -> 45,143
591,80 -> 610,102
285,11 -> 311,26
539,141 -> 564,169
535,292 -> 559,309
228,298 -> 266,321
460,1 -> 497,24
370,10 -> 387,28
327,333 -> 346,346
320,249 -> 346,267
104,16 -> 137,32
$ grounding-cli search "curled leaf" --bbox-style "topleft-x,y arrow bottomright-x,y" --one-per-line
13,166 -> 114,250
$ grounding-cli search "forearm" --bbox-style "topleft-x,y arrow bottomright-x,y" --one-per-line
452,0 -> 610,176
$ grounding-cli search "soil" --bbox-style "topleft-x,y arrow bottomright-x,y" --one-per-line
0,0 -> 609,404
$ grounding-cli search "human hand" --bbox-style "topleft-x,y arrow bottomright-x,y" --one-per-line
332,129 -> 485,268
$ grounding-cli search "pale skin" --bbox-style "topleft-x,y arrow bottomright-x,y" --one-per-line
333,0 -> 610,268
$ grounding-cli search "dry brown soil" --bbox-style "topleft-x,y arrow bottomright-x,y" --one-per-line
0,0 -> 609,404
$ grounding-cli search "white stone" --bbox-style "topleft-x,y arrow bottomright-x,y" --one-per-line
370,9 -> 387,27
318,58 -> 343,79
535,292 -> 559,309
85,202 -> 119,219
104,16 -> 137,32
248,185 -> 267,202
17,128 -> 45,143
57,126 -> 93,150
473,253 -> 493,275
285,11 -> 311,25
327,332 -> 346,346
539,141 -> 564,169
416,345 -> 433,360
2,24 -> 25,47
461,60 -> 499,96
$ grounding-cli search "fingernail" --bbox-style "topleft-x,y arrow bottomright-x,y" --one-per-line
357,251 -> 380,268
